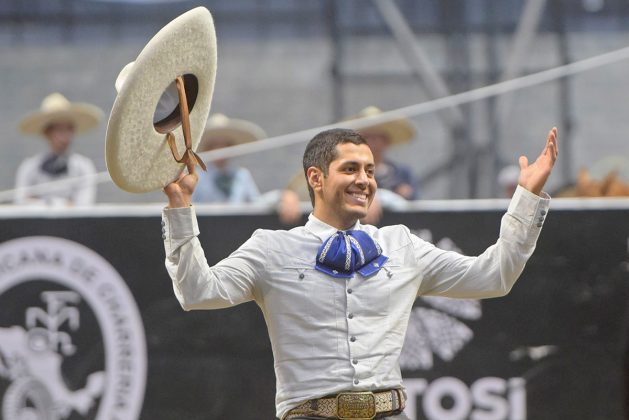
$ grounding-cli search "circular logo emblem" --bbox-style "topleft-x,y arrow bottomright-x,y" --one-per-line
0,236 -> 147,420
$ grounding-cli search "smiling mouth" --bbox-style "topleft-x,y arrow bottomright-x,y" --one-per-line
347,191 -> 369,204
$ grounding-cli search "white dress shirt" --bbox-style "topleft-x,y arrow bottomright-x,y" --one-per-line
14,152 -> 97,206
162,185 -> 550,419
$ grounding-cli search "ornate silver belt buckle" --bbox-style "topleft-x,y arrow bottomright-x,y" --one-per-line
336,391 -> 376,419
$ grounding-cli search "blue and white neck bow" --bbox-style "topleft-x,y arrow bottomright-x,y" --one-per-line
315,230 -> 388,278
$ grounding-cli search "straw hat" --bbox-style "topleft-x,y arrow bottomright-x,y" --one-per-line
198,113 -> 266,152
106,7 -> 217,193
19,93 -> 103,136
345,106 -> 416,145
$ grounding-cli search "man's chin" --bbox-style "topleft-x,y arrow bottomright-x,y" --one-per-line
346,206 -> 369,220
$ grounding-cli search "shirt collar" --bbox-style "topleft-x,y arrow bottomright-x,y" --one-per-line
305,214 -> 361,242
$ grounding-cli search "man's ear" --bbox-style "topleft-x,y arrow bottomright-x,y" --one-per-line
307,167 -> 323,190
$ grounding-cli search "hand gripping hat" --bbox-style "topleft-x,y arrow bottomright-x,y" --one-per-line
106,7 -> 217,193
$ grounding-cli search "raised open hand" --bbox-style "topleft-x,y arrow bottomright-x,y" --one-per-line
518,127 -> 559,196
163,157 -> 199,208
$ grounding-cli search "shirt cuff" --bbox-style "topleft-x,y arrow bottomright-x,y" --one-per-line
504,185 -> 550,242
161,206 -> 200,256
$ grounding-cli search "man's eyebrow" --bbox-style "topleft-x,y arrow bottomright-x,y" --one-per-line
338,159 -> 375,166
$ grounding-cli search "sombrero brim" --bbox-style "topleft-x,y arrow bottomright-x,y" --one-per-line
198,124 -> 266,152
20,104 -> 103,136
358,117 -> 416,145
106,7 -> 217,193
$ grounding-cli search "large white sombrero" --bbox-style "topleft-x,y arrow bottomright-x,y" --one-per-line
106,7 -> 217,193
19,93 -> 103,136
198,113 -> 266,152
345,106 -> 416,145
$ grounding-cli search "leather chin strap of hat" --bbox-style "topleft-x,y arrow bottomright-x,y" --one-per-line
166,76 -> 207,172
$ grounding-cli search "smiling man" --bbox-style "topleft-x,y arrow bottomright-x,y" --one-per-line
161,127 -> 558,420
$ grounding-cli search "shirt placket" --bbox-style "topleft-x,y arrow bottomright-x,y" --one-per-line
345,274 -> 366,387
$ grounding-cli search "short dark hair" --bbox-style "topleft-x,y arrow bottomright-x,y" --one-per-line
302,128 -> 367,206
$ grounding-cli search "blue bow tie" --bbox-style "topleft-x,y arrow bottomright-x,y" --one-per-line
315,230 -> 388,278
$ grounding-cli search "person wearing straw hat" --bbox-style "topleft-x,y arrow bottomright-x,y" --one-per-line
14,93 -> 102,206
348,106 -> 419,200
193,113 -> 266,204
162,125 -> 558,419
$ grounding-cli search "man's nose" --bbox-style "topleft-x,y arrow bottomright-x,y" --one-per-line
354,168 -> 368,186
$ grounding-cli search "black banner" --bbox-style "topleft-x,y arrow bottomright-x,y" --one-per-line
0,206 -> 627,420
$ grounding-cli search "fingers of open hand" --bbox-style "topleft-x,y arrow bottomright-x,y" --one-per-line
537,127 -> 558,168
544,127 -> 558,158
547,129 -> 558,163
549,140 -> 558,162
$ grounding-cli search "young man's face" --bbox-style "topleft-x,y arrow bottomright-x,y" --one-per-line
311,142 -> 377,229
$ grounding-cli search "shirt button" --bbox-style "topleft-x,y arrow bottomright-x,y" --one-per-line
348,313 -> 354,319
541,210 -> 546,215
354,379 -> 360,385
162,234 -> 166,240
161,220 -> 166,227
536,222 -> 543,227
352,359 -> 358,365
347,288 -> 353,294
350,336 -> 356,342
299,273 -> 305,279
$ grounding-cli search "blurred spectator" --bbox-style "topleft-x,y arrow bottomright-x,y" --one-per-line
14,93 -> 102,206
353,106 -> 419,200
193,113 -> 266,204
278,106 -> 418,225
497,164 -> 520,198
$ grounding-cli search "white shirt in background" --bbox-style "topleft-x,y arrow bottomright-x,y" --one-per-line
14,152 -> 97,206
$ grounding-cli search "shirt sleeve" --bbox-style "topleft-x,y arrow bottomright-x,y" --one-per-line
162,206 -> 265,310
415,185 -> 550,299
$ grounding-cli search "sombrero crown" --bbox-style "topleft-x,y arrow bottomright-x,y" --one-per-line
19,93 -> 103,136
345,106 -> 416,145
198,113 -> 267,152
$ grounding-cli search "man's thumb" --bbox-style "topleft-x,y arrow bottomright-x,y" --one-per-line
519,155 -> 528,170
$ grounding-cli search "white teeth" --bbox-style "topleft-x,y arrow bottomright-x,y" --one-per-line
349,192 -> 367,201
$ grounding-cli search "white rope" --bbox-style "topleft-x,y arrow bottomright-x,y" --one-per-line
2,44 -> 629,203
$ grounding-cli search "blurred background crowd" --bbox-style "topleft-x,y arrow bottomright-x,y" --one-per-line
2,0 -> 629,213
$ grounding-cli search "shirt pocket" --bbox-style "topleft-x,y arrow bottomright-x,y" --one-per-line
355,259 -> 400,319
265,261 -> 340,362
